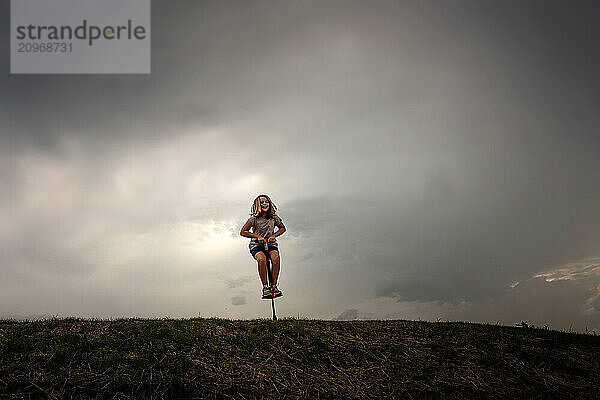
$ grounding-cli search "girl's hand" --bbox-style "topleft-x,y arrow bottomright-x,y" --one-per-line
257,236 -> 266,243
267,236 -> 276,243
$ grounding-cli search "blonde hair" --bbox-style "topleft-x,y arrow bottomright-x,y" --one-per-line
250,194 -> 277,217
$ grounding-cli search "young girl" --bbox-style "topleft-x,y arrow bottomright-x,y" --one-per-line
240,194 -> 286,299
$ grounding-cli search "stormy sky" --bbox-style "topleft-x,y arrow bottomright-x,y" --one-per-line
2,0 -> 600,332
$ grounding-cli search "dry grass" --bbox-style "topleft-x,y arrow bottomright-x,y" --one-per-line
0,318 -> 598,399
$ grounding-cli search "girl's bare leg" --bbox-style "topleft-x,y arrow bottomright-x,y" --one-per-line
269,250 -> 280,286
255,252 -> 268,286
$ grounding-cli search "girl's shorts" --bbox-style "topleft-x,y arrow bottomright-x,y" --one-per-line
250,244 -> 279,259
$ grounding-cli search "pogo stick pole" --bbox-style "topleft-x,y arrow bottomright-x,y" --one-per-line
265,240 -> 277,321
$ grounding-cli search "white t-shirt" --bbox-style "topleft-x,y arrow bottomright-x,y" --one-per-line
248,215 -> 283,251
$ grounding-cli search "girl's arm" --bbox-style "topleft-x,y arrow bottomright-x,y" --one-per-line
268,221 -> 286,242
240,218 -> 266,243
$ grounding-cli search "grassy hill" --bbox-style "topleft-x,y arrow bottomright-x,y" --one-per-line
0,318 -> 598,399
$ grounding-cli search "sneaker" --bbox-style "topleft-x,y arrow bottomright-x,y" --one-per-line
262,286 -> 273,299
271,285 -> 283,298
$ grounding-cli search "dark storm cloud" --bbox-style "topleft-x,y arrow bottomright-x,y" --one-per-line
275,2 -> 600,307
2,0 -> 600,149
